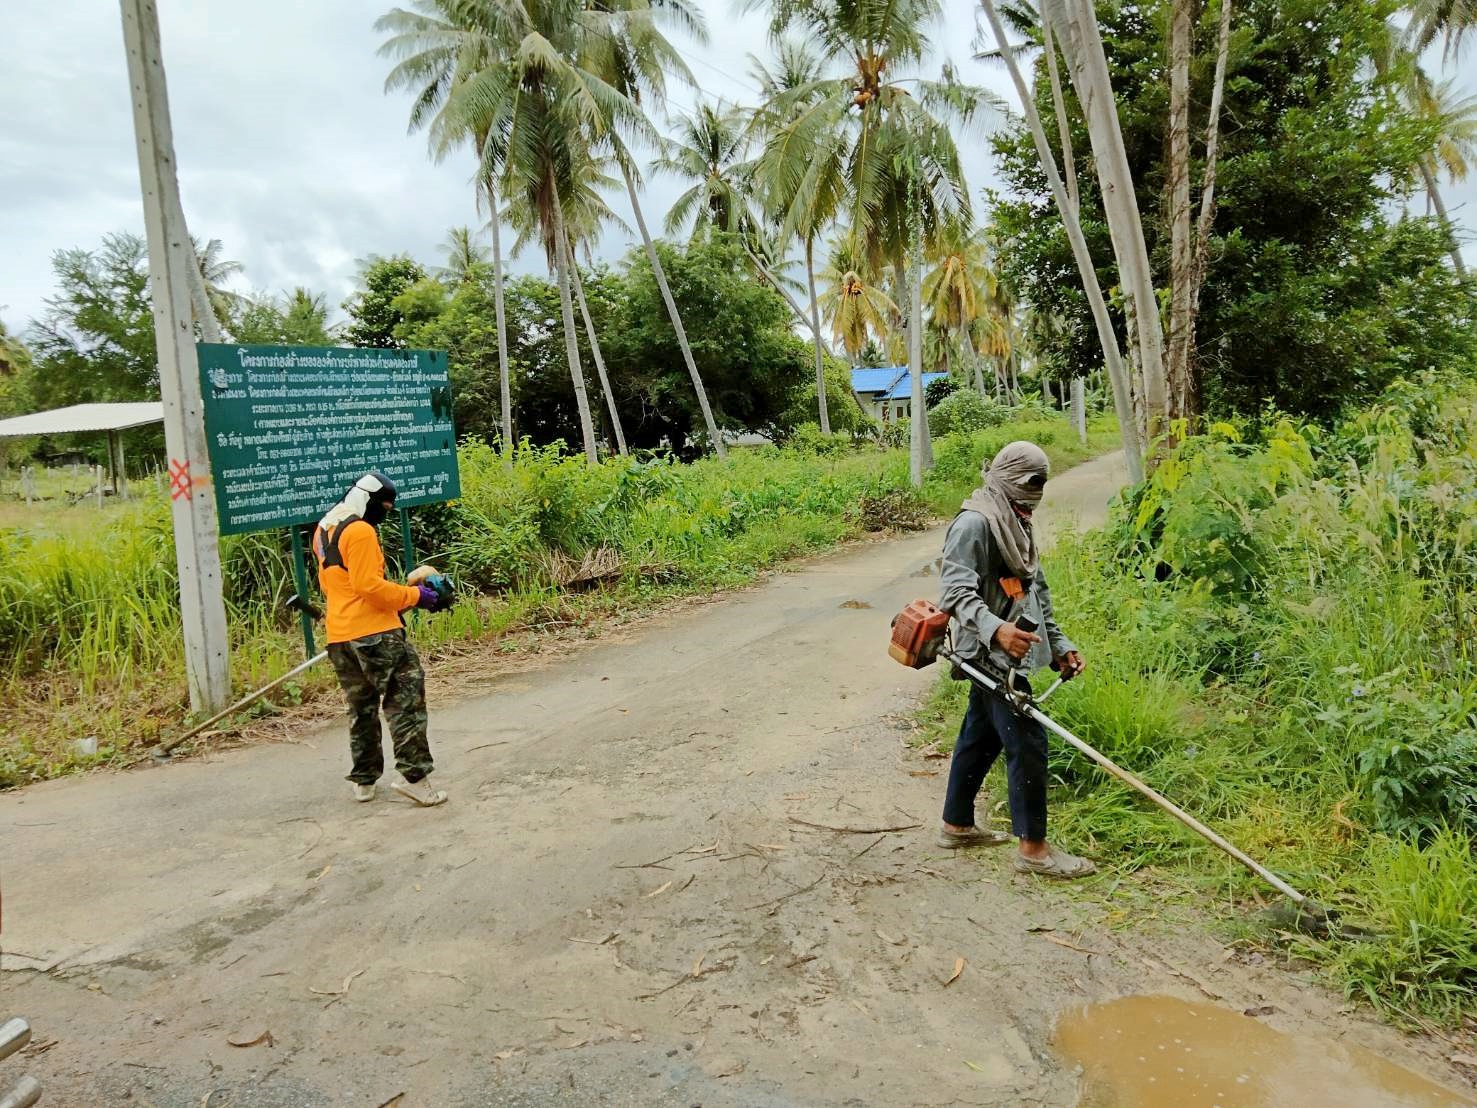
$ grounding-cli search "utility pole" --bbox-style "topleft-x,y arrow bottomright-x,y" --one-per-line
120,0 -> 231,713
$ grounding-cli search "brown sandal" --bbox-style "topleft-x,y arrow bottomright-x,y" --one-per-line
936,825 -> 1013,849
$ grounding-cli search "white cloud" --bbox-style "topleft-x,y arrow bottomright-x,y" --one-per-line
0,2 -> 1469,337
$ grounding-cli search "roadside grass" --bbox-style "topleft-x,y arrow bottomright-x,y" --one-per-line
909,379 -> 1477,1027
0,413 -> 1116,787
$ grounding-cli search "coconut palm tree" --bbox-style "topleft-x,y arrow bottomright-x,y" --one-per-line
438,225 -> 491,282
922,224 -> 988,363
749,39 -> 843,432
978,0 -> 1143,481
654,102 -> 755,239
1410,77 -> 1476,276
572,0 -> 728,458
1040,0 -> 1167,440
504,150 -> 633,454
819,236 -> 898,360
416,0 -> 655,465
750,0 -> 996,485
376,0 -> 515,452
189,237 -> 244,328
1409,0 -> 1477,57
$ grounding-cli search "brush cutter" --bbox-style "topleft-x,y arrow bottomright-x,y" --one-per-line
890,599 -> 1340,934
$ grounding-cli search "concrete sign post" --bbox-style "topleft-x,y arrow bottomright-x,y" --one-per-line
120,0 -> 231,714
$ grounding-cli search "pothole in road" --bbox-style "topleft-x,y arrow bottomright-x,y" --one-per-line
1053,994 -> 1470,1107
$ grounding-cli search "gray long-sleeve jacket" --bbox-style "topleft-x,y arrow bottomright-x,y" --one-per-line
939,510 -> 1075,675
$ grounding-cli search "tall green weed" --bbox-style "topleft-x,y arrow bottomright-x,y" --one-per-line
966,379 -> 1477,1021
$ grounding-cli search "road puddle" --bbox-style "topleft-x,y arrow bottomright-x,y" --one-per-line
1054,994 -> 1473,1107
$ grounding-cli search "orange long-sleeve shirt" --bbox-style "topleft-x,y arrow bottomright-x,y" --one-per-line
313,520 -> 420,644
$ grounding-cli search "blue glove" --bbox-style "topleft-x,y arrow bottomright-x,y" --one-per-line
415,584 -> 439,610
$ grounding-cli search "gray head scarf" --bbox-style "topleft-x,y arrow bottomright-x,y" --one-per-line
960,440 -> 1049,578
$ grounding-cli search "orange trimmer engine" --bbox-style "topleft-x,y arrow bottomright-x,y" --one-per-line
888,599 -> 950,669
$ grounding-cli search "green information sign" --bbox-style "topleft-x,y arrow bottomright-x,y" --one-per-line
197,343 -> 460,536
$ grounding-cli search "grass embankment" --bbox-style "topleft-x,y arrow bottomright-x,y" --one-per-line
0,412 -> 1119,787
915,380 -> 1477,1026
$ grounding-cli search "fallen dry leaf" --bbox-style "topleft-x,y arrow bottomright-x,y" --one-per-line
759,954 -> 775,966
875,929 -> 906,946
493,1050 -> 518,1061
645,880 -> 673,898
963,1060 -> 983,1072
945,957 -> 966,987
850,999 -> 870,1015
1243,1005 -> 1278,1018
312,864 -> 332,883
920,744 -> 948,760
1025,925 -> 1056,933
692,953 -> 706,977
1449,1053 -> 1477,1068
227,1030 -> 275,1049
908,770 -> 939,777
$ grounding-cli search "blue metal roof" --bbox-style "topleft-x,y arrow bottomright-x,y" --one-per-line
851,367 -> 950,400
850,369 -> 948,401
883,372 -> 947,400
850,366 -> 907,395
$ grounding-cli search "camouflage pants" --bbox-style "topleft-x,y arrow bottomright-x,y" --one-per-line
327,630 -> 434,785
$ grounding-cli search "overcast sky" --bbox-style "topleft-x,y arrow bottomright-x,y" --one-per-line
1,3 -> 1471,337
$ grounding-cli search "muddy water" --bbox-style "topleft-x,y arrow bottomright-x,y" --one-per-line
1054,995 -> 1474,1107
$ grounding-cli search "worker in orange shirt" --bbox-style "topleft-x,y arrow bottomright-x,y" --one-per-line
313,471 -> 448,807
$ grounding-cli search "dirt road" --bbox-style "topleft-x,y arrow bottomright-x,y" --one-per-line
2,451 -> 1467,1106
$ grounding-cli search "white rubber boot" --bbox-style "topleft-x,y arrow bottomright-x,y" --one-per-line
352,783 -> 376,802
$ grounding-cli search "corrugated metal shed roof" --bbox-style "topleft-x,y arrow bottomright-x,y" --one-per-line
0,402 -> 165,438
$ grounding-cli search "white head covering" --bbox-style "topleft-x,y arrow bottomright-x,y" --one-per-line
960,441 -> 1049,578
319,472 -> 395,533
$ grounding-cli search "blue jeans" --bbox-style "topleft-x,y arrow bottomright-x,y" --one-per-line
942,678 -> 1048,841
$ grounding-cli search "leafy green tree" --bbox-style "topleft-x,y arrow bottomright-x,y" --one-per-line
601,235 -> 811,452
231,288 -> 333,345
393,266 -> 511,444
991,0 -> 1476,420
27,232 -> 157,407
342,255 -> 428,348
0,319 -> 31,427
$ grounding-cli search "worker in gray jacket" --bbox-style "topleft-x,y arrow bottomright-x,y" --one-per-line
937,440 -> 1095,878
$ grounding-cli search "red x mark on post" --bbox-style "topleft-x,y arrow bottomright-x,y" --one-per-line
169,458 -> 192,501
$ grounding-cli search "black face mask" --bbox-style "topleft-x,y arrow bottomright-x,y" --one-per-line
362,498 -> 393,526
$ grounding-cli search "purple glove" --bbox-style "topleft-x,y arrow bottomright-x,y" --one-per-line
415,585 -> 439,610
